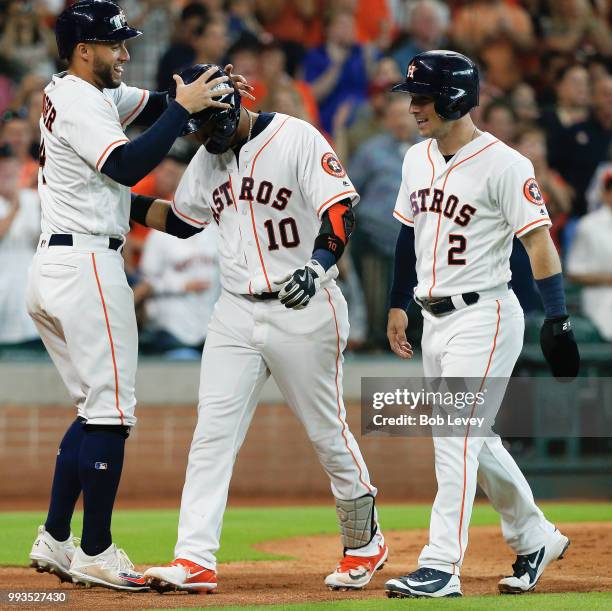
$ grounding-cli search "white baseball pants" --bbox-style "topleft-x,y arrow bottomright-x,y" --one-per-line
26,235 -> 138,426
418,289 -> 556,574
175,284 -> 381,569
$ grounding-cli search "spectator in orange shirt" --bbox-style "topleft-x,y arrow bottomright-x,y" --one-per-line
452,0 -> 534,53
452,0 -> 534,92
256,0 -> 324,74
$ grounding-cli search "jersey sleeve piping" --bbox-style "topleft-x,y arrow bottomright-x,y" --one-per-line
515,217 -> 551,237
120,89 -> 149,127
95,138 -> 129,171
317,190 -> 358,217
171,198 -> 210,227
393,209 -> 414,226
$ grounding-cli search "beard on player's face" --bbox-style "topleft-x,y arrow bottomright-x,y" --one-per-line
91,43 -> 126,89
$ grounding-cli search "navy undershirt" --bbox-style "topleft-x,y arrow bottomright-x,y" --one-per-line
102,99 -> 189,186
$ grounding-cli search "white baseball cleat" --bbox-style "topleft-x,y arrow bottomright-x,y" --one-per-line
144,558 -> 218,593
69,544 -> 148,591
325,544 -> 388,590
498,529 -> 570,594
385,567 -> 462,598
29,525 -> 78,583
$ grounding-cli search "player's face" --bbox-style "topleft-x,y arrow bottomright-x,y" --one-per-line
91,41 -> 130,89
408,95 -> 447,138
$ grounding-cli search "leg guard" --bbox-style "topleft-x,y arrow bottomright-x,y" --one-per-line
335,494 -> 377,550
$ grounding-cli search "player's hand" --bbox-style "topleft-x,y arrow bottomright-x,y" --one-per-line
173,66 -> 234,114
224,63 -> 256,101
540,316 -> 580,380
278,260 -> 325,310
387,308 -> 413,359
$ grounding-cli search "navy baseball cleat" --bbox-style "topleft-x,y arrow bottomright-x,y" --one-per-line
385,567 -> 462,598
498,529 -> 570,594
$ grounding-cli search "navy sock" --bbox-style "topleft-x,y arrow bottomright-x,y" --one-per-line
78,427 -> 127,556
44,418 -> 85,542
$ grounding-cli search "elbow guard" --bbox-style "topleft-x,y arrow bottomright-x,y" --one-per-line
313,202 -> 355,262
166,207 -> 203,239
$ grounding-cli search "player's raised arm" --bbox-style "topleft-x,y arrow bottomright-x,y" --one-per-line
130,63 -> 254,128
101,65 -> 233,187
519,226 -> 580,378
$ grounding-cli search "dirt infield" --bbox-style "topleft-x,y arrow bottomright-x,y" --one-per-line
2,522 -> 611,610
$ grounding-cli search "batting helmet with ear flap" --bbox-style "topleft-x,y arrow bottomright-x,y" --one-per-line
392,50 -> 479,120
167,64 -> 242,154
55,0 -> 142,60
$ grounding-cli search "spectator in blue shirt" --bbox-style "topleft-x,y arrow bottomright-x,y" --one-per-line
303,8 -> 378,134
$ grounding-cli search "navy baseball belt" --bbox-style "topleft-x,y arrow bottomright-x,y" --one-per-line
250,291 -> 280,301
48,234 -> 123,250
416,282 -> 512,316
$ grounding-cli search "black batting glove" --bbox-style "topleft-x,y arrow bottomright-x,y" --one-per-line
540,315 -> 580,380
278,260 -> 325,310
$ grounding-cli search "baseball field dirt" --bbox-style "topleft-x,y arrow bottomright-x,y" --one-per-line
2,522 -> 610,610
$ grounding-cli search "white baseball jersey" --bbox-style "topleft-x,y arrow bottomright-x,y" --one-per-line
172,113 -> 360,295
141,228 -> 220,346
394,132 -> 551,299
38,72 -> 149,236
167,114 -> 384,569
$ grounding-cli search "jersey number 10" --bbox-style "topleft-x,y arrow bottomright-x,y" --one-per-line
264,218 -> 300,250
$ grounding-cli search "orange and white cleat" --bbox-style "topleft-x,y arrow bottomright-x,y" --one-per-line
144,558 -> 217,593
325,544 -> 388,590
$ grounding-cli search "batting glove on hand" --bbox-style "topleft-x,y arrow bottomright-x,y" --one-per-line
540,315 -> 580,380
278,260 -> 325,310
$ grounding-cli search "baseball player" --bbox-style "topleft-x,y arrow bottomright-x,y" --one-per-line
26,1 -> 239,591
384,51 -> 580,598
125,64 -> 388,593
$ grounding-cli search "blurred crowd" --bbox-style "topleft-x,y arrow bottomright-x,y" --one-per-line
0,0 -> 610,357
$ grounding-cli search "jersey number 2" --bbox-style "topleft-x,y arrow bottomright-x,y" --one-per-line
448,234 -> 466,265
264,218 -> 300,251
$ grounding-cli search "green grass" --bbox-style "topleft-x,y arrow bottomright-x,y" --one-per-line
177,592 -> 612,611
1,503 -> 610,567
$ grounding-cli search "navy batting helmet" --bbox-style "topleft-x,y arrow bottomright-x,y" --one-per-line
168,64 -> 242,154
392,50 -> 479,120
55,0 -> 142,60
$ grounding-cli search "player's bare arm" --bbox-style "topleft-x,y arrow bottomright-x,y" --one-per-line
520,226 -> 580,378
519,225 -> 562,279
278,200 -> 354,310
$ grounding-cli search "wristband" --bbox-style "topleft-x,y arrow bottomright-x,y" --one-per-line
535,272 -> 567,319
130,194 -> 155,226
